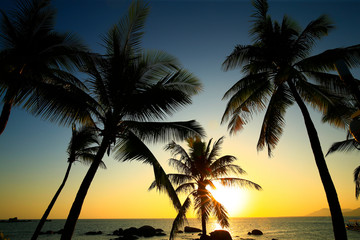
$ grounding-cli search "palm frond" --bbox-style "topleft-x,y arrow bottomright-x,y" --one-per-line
257,84 -> 293,156
168,158 -> 192,175
165,141 -> 190,161
166,174 -> 195,187
321,99 -> 354,128
222,45 -> 254,71
175,182 -> 197,195
140,50 -> 180,82
303,71 -> 348,95
326,139 -> 360,156
207,136 -> 224,163
123,120 -> 205,144
211,198 -> 229,229
294,15 -> 334,60
119,0 -> 149,55
24,80 -> 96,126
221,73 -> 272,134
296,77 -> 351,129
210,155 -> 238,172
211,164 -> 246,178
297,44 -> 360,72
217,177 -> 262,191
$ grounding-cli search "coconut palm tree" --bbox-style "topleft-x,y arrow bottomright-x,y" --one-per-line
60,1 -> 204,238
31,125 -> 100,240
0,0 -> 92,135
221,0 -> 360,239
150,137 -> 261,239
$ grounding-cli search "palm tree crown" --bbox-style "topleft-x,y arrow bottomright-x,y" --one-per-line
222,0 -> 358,155
0,0 -> 91,135
151,136 -> 261,239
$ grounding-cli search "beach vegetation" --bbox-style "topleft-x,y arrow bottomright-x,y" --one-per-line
60,1 -> 204,238
221,0 -> 360,239
150,136 -> 261,239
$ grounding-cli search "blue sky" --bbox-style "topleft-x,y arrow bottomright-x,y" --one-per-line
1,0 -> 360,219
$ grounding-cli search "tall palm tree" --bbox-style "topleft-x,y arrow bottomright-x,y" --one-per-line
221,0 -> 360,239
0,0 -> 92,135
60,1 -> 204,238
31,125 -> 100,240
150,137 -> 261,239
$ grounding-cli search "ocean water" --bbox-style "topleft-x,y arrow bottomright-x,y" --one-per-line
1,217 -> 360,240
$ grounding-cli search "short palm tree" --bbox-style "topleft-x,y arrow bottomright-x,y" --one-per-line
150,137 -> 261,239
31,125 -> 100,240
0,0 -> 91,135
60,1 -> 204,238
221,0 -> 360,239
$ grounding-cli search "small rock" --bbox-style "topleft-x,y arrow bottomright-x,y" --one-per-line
184,226 -> 202,233
85,231 -> 102,235
248,229 -> 263,235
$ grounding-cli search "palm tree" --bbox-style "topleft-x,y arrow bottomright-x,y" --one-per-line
31,125 -> 100,240
0,0 -> 92,135
221,0 -> 360,239
60,1 -> 204,238
150,137 -> 261,239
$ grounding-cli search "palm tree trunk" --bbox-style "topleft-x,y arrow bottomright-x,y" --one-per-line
31,162 -> 73,240
0,100 -> 13,135
288,80 -> 347,240
60,138 -> 109,239
201,210 -> 207,236
199,184 -> 207,236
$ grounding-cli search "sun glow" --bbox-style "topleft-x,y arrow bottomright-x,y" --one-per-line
207,182 -> 248,217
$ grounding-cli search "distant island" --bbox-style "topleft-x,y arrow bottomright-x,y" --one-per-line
0,217 -> 31,223
307,208 -> 360,217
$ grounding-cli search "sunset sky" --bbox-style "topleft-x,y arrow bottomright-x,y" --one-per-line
1,0 -> 360,220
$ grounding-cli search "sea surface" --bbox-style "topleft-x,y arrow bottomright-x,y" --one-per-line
1,217 -> 360,240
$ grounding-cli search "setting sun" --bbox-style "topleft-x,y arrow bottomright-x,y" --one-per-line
207,181 -> 248,217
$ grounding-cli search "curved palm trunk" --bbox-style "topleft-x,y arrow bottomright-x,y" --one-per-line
60,137 -> 109,239
31,162 -> 73,240
0,100 -> 13,135
288,80 -> 347,240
